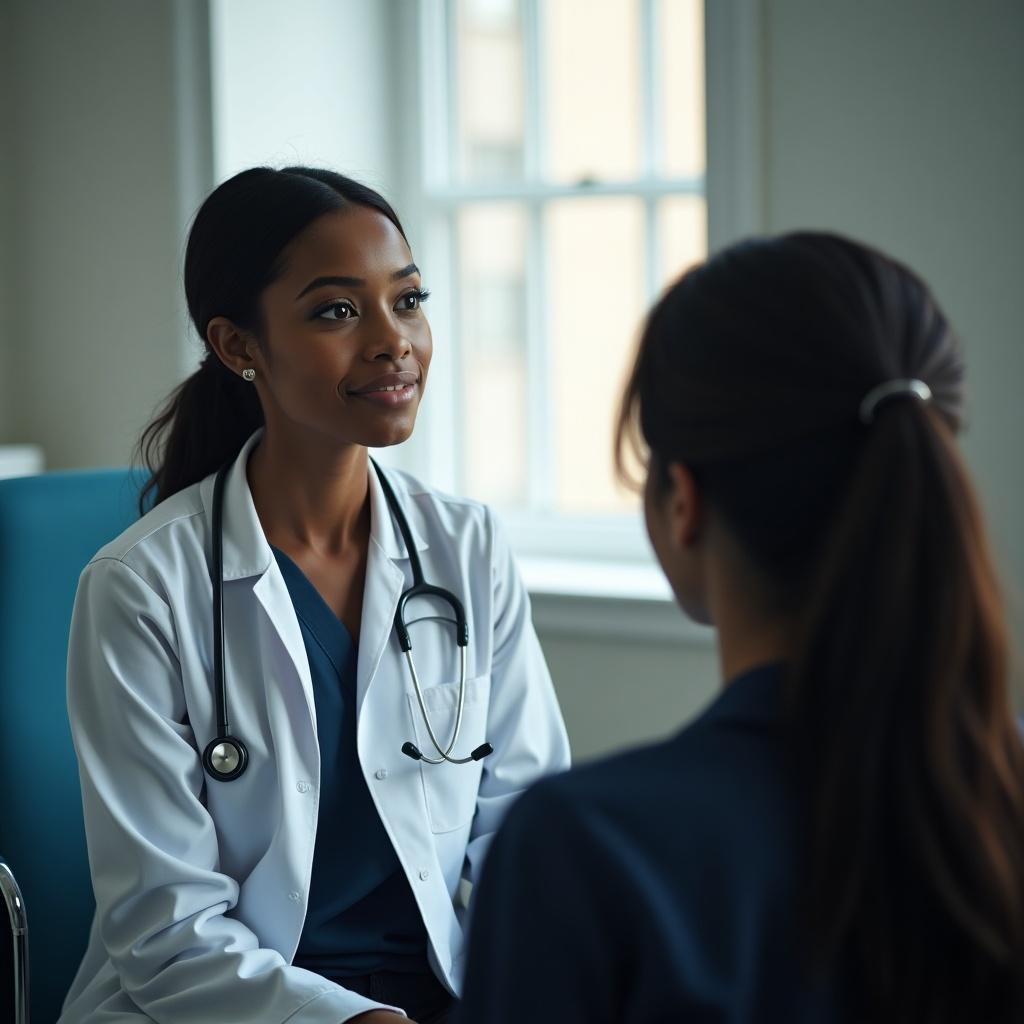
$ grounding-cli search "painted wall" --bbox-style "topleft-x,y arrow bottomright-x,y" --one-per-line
0,1 -> 16,441
0,0 -> 212,469
762,0 -> 1024,688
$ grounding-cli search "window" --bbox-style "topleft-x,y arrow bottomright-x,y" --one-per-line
404,0 -> 712,569
208,0 -> 759,625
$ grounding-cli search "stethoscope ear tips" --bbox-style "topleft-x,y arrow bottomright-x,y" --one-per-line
402,740 -> 493,763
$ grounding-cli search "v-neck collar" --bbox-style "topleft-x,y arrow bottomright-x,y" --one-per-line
272,545 -> 357,678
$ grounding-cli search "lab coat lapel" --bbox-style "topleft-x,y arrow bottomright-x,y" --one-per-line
252,566 -> 318,744
199,432 -> 318,743
356,537 -> 405,719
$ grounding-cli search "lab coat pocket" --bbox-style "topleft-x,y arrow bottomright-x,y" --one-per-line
407,676 -> 489,834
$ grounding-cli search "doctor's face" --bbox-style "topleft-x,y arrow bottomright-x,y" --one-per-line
249,205 -> 432,450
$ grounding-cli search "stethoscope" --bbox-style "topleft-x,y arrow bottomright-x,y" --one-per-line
201,459 -> 494,783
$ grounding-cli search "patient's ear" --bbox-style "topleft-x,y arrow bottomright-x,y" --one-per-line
665,462 -> 703,550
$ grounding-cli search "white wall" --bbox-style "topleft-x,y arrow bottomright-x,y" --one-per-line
209,0 -> 398,195
539,625 -> 720,763
0,0 -> 212,469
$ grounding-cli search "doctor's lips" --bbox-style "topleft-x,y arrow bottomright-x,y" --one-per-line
346,370 -> 419,407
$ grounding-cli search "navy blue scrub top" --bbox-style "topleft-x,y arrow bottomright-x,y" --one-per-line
456,664 -> 841,1023
272,547 -> 429,980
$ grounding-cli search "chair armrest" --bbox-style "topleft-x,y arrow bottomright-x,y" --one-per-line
0,858 -> 29,1024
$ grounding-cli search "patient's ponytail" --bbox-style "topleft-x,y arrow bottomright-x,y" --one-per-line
790,402 -> 1024,1022
617,232 -> 1024,1022
137,166 -> 407,513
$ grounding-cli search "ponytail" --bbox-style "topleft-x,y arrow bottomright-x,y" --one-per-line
790,404 -> 1024,1021
136,357 -> 263,514
136,166 -> 407,514
616,231 -> 1024,1021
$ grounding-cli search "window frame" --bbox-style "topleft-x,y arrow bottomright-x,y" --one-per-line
387,0 -> 762,627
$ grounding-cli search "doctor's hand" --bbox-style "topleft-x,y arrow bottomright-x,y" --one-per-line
349,1012 -> 416,1023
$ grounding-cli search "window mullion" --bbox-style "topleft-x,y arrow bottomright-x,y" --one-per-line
447,206 -> 466,496
522,0 -> 543,183
642,0 -> 662,303
522,0 -> 553,513
525,199 -> 552,514
644,197 -> 660,303
443,0 -> 460,185
641,0 -> 661,178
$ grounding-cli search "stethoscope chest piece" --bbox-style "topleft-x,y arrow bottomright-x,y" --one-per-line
203,736 -> 249,782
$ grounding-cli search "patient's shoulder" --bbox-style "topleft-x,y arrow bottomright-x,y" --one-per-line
509,668 -> 797,892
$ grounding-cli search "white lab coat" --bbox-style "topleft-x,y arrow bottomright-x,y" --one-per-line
61,432 -> 570,1024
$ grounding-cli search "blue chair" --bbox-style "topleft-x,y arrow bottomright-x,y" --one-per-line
0,469 -> 140,1024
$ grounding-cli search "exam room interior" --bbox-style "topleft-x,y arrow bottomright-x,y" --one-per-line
0,0 -> 1022,761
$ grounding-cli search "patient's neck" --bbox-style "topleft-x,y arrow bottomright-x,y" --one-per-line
706,561 -> 795,686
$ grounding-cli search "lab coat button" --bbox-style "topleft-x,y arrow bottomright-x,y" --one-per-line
288,890 -> 302,902
419,869 -> 430,881
375,768 -> 388,781
296,781 -> 311,793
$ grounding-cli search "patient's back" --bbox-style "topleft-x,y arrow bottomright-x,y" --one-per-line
458,662 -> 841,1023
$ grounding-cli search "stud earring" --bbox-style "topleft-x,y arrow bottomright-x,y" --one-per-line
242,368 -> 256,382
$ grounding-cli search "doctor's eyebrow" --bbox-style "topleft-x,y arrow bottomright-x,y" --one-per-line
294,264 -> 420,300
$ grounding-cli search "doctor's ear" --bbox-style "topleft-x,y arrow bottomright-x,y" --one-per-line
664,462 -> 703,549
206,317 -> 260,380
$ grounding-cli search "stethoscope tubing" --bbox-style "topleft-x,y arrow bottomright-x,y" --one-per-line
405,646 -> 475,765
204,457 -> 491,782
203,464 -> 248,781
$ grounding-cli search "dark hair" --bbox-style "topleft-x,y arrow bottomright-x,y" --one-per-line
617,232 -> 1024,1021
136,167 -> 407,512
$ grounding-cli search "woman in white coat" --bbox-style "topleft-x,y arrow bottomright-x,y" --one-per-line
61,167 -> 570,1024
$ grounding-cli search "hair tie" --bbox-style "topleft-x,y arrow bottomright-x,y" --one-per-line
859,378 -> 932,424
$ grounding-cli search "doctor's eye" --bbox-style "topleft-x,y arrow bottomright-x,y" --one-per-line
313,300 -> 357,322
396,289 -> 431,313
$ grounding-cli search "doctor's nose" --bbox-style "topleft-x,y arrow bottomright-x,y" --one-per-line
365,316 -> 412,363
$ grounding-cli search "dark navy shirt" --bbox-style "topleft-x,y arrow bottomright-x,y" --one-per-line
456,664 -> 841,1023
272,547 -> 429,980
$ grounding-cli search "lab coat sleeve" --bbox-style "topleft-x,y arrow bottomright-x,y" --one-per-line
67,556 -> 403,1024
454,780 -> 618,1024
462,510 -> 571,890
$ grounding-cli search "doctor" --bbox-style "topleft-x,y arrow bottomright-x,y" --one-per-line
62,166 -> 570,1024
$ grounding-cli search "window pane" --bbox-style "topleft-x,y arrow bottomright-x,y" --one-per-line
660,0 -> 705,177
458,203 -> 529,505
659,194 -> 707,289
543,0 -> 642,184
547,197 -> 645,514
456,0 -> 526,181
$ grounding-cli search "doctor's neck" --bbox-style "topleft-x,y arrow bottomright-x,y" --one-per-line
246,429 -> 371,556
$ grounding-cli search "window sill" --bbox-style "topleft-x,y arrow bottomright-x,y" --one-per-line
0,445 -> 44,480
520,557 -> 716,645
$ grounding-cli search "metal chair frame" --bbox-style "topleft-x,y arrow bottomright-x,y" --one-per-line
0,857 -> 29,1024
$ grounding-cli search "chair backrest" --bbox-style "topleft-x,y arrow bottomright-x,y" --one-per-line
0,469 -> 140,1024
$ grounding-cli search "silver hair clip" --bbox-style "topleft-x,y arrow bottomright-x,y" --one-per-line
859,378 -> 932,424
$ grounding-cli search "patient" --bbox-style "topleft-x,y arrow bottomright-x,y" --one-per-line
455,233 -> 1024,1023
